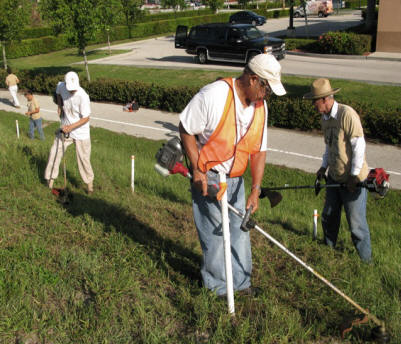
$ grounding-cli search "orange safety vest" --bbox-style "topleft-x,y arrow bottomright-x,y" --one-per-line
197,78 -> 266,178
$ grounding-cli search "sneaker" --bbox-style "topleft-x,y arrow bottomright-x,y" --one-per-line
47,179 -> 54,189
238,287 -> 262,298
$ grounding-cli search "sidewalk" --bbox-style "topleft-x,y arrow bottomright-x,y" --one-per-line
1,89 -> 400,190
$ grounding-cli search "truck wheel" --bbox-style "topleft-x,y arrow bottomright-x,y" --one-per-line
197,50 -> 207,64
294,12 -> 300,18
318,11 -> 324,18
252,20 -> 256,26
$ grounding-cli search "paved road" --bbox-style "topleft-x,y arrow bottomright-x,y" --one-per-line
2,90 -> 400,189
91,12 -> 401,85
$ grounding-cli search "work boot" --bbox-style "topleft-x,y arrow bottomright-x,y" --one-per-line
87,182 -> 94,194
47,179 -> 54,189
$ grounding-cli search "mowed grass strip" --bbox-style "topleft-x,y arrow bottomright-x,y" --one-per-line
0,111 -> 400,343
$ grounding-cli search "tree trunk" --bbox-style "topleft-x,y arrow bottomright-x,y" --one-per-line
2,43 -> 7,70
365,0 -> 376,32
107,32 -> 111,55
83,48 -> 90,82
282,0 -> 285,9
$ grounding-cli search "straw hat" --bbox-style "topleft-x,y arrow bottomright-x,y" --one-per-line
303,78 -> 340,100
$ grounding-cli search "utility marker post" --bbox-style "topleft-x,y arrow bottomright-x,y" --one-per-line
16,120 -> 20,139
313,209 -> 318,240
131,155 -> 135,193
219,172 -> 235,315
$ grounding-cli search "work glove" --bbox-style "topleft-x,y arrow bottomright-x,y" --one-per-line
346,175 -> 359,193
316,167 -> 327,181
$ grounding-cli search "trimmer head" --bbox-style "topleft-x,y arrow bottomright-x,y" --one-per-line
371,326 -> 390,343
51,188 -> 72,204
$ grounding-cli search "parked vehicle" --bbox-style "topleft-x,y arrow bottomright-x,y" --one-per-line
229,11 -> 266,26
294,0 -> 333,18
175,23 -> 285,64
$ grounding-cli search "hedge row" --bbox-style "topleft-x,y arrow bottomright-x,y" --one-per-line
285,31 -> 371,55
1,69 -> 399,144
22,26 -> 54,39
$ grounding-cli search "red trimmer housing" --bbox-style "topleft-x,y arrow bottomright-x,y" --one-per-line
364,168 -> 390,198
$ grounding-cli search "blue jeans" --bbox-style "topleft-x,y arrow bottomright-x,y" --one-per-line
191,171 -> 252,296
322,176 -> 372,262
29,118 -> 45,140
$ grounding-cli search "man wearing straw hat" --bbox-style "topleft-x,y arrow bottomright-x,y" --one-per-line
179,54 -> 286,297
303,78 -> 371,262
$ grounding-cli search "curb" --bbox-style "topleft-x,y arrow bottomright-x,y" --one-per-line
286,50 -> 401,62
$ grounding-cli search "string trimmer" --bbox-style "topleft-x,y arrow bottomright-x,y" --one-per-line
259,168 -> 390,199
154,137 -> 390,343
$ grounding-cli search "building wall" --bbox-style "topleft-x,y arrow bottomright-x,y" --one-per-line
376,0 -> 401,52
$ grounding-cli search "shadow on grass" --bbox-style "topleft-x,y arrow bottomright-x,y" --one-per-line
64,50 -> 103,58
63,191 -> 202,287
268,218 -> 309,237
21,143 -> 83,189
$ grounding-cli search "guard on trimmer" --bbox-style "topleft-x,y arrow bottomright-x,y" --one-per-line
179,54 -> 286,297
304,78 -> 372,262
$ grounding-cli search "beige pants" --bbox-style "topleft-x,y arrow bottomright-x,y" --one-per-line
44,135 -> 94,184
9,85 -> 20,107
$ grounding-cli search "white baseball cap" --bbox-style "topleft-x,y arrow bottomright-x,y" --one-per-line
248,54 -> 286,96
65,71 -> 80,91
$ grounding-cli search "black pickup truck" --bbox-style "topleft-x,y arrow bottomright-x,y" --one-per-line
175,23 -> 285,64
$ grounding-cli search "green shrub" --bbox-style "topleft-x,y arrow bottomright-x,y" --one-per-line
3,35 -> 71,59
345,0 -> 367,8
0,69 -> 398,144
284,38 -> 319,51
23,26 -> 53,39
316,31 -> 371,55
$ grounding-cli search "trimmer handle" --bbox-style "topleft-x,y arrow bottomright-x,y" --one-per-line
55,128 -> 70,139
240,206 -> 255,232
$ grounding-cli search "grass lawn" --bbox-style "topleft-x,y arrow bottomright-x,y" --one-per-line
1,110 -> 400,343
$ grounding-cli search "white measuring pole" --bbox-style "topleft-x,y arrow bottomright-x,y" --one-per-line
219,172 -> 235,315
313,209 -> 318,240
16,120 -> 20,139
131,155 -> 135,193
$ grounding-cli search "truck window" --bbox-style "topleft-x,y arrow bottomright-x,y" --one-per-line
228,28 -> 242,41
189,27 -> 209,39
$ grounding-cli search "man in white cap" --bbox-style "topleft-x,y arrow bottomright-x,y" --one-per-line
179,54 -> 286,297
44,71 -> 94,194
303,78 -> 371,262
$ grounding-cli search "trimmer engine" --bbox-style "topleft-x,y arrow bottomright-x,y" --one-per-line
364,168 -> 390,198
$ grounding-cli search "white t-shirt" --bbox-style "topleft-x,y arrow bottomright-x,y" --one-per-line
180,78 -> 268,174
56,82 -> 91,140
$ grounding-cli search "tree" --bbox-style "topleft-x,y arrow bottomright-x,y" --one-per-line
207,0 -> 224,14
0,0 -> 30,70
365,0 -> 376,32
40,0 -> 100,82
98,0 -> 123,55
238,0 -> 250,9
120,0 -> 144,39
